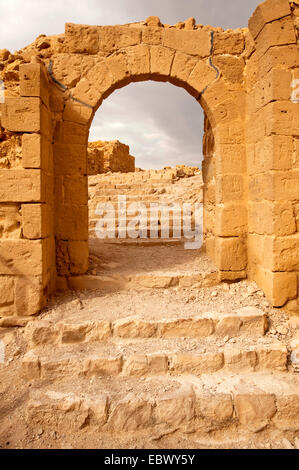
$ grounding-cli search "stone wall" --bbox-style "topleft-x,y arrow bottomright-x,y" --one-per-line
87,140 -> 135,175
246,0 -> 299,310
0,0 -> 298,319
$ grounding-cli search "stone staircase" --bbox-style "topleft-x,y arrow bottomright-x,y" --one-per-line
15,166 -> 299,446
88,167 -> 203,240
21,285 -> 299,443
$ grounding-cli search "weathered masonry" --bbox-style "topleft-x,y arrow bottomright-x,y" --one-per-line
0,0 -> 298,319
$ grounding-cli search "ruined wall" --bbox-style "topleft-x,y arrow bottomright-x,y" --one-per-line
0,55 -> 56,320
87,140 -> 135,175
246,0 -> 299,310
0,0 -> 298,320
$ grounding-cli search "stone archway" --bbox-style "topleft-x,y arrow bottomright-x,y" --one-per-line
0,0 -> 298,321
52,20 -> 248,286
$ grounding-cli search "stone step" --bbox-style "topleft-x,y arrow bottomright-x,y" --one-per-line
25,372 -> 299,434
89,197 -> 186,205
22,335 -> 287,381
67,271 -> 218,291
92,187 -> 176,196
90,238 -> 188,247
89,216 -> 195,224
89,227 -> 189,239
89,180 -> 176,189
24,309 -> 268,349
89,195 -> 176,202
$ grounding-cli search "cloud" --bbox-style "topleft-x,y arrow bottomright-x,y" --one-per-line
89,81 -> 204,169
0,0 -> 262,169
0,0 -> 261,52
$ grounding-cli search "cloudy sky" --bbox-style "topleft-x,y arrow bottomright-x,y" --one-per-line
0,0 -> 261,169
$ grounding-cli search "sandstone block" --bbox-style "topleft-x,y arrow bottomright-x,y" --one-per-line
0,276 -> 15,317
99,26 -> 141,53
53,144 -> 87,175
0,203 -> 21,239
273,395 -> 299,431
255,269 -> 297,307
259,44 -> 299,77
63,100 -> 93,125
28,323 -> 60,346
215,144 -> 246,175
215,316 -> 243,337
224,348 -> 257,372
61,323 -> 90,344
20,63 -> 49,107
147,354 -> 168,375
170,353 -> 224,374
0,240 -> 43,276
1,97 -> 40,132
83,395 -> 109,427
213,30 -> 245,55
22,134 -> 52,171
84,356 -> 123,377
134,275 -> 177,288
196,393 -> 233,430
235,393 -> 276,432
142,27 -> 164,45
154,388 -> 195,427
85,320 -> 111,342
22,351 -> 40,380
170,52 -> 198,84
0,169 -> 43,203
54,121 -> 88,146
107,397 -> 152,431
15,275 -> 45,316
251,135 -> 293,174
158,317 -> 215,338
68,241 -> 89,274
215,203 -> 247,237
265,101 -> 299,136
249,0 -> 291,39
163,29 -> 210,57
213,55 -> 244,84
122,354 -> 167,377
257,344 -> 288,371
216,237 -> 247,271
125,44 -> 150,79
150,45 -> 175,76
122,355 -> 148,377
55,205 -> 88,241
22,203 -> 52,239
71,77 -> 103,109
1,98 -> 51,135
267,235 -> 299,272
0,276 -> 14,305
145,16 -> 162,27
187,60 -> 217,95
65,23 -> 100,54
63,176 -> 88,205
216,175 -> 244,203
113,317 -> 157,338
248,201 -> 296,237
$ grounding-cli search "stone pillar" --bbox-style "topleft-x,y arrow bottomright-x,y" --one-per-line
0,63 -> 55,318
247,0 -> 299,309
53,109 -> 89,282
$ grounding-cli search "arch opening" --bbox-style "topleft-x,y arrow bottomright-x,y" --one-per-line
86,80 -> 215,287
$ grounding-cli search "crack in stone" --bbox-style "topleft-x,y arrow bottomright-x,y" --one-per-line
198,31 -> 220,100
48,60 -> 94,110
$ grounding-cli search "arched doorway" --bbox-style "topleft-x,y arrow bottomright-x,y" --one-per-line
52,23 -> 247,285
